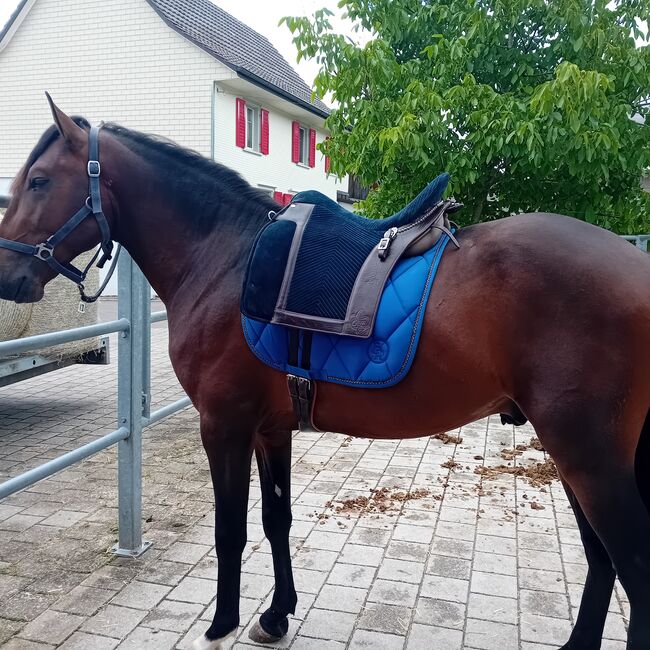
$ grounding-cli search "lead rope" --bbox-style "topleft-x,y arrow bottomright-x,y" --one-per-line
77,243 -> 122,311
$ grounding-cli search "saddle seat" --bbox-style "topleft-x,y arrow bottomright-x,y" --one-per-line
242,172 -> 459,339
291,172 -> 450,232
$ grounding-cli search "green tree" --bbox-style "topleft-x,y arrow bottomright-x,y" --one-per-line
283,0 -> 650,233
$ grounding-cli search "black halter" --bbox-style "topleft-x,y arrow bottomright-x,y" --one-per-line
0,125 -> 118,302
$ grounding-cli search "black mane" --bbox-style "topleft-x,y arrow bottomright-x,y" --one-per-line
16,118 -> 278,234
103,122 -> 277,233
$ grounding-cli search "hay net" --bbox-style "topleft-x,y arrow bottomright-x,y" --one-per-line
0,209 -> 101,360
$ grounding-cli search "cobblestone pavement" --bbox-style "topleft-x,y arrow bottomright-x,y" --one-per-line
0,319 -> 630,649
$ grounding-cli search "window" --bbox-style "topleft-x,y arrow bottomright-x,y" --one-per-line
292,122 -> 316,168
236,98 -> 269,154
246,105 -> 260,151
298,126 -> 308,164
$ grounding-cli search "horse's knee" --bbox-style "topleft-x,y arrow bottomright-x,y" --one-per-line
261,504 -> 292,540
214,525 -> 246,557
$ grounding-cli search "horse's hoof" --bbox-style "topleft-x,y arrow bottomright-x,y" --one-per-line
248,620 -> 285,644
192,630 -> 236,650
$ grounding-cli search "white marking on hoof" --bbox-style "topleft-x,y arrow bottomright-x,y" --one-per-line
192,630 -> 235,650
248,620 -> 282,644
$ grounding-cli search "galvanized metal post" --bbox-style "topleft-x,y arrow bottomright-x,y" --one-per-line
112,252 -> 152,557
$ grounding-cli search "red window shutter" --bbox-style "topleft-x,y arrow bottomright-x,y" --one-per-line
260,109 -> 269,155
235,98 -> 246,148
273,191 -> 283,205
282,193 -> 293,205
291,121 -> 301,163
309,129 -> 316,168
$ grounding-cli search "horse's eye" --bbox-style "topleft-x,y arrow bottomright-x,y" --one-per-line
29,177 -> 49,190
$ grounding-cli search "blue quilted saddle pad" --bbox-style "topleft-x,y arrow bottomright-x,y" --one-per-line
242,232 -> 453,388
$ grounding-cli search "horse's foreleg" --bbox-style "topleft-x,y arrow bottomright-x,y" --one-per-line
194,416 -> 254,650
559,480 -> 615,650
249,430 -> 297,643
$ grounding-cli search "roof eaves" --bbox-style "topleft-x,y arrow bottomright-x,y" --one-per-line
236,70 -> 329,120
0,0 -> 30,49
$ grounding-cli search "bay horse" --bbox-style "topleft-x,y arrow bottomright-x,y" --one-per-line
0,98 -> 649,650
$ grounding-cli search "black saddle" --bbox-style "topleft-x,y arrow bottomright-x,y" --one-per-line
242,173 -> 461,338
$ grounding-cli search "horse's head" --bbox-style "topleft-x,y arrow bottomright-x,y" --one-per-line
0,95 -> 111,303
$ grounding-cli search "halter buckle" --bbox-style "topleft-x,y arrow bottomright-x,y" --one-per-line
87,160 -> 101,177
34,242 -> 54,261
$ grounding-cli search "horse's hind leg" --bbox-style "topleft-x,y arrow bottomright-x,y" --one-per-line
534,409 -> 650,649
559,480 -> 615,649
249,430 -> 297,643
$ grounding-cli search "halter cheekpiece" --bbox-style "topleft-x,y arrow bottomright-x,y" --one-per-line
0,125 -> 120,303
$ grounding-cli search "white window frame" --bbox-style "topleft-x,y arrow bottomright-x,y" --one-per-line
245,104 -> 261,153
298,125 -> 309,165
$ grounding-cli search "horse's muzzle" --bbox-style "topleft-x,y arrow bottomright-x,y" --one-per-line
0,270 -> 45,303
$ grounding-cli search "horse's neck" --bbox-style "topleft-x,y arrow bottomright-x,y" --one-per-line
110,155 -> 265,308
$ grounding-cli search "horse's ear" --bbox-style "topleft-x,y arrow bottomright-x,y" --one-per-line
45,92 -> 85,149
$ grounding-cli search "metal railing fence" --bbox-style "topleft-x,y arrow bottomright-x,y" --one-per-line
0,253 -> 191,557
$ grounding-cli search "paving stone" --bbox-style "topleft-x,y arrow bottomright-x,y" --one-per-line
327,563 -> 376,589
292,568 -> 328,594
471,571 -> 518,599
314,584 -> 367,613
161,542 -> 211,565
2,639 -> 57,649
406,623 -> 463,649
520,589 -> 570,619
81,605 -> 147,639
357,602 -> 411,635
52,585 -> 115,616
467,592 -> 518,624
349,628 -> 405,649
473,551 -> 517,576
464,618 -> 519,650
115,626 -> 180,648
426,554 -> 472,579
39,510 -> 87,528
0,618 -> 24,645
338,544 -> 384,567
110,581 -> 171,610
166,577 -> 215,605
0,589 -> 58,622
0,515 -> 44,532
18,609 -> 84,645
299,607 -> 357,642
420,574 -> 469,603
376,558 -> 425,584
58,632 -> 119,649
413,597 -> 465,629
520,612 -> 573,645
368,578 -> 419,607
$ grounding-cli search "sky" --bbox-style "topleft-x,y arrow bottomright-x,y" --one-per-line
0,0 -> 362,88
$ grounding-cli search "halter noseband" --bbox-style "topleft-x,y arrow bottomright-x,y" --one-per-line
0,125 -> 119,303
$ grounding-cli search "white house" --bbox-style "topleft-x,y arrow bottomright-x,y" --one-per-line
0,0 -> 344,205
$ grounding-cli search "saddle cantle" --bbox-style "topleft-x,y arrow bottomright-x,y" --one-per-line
242,172 -> 460,338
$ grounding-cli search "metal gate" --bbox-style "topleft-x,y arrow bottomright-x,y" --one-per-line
0,253 -> 191,557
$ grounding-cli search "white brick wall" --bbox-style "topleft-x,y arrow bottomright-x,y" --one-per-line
0,0 -> 342,202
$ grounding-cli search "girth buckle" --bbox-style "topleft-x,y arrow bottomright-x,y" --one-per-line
378,227 -> 398,261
